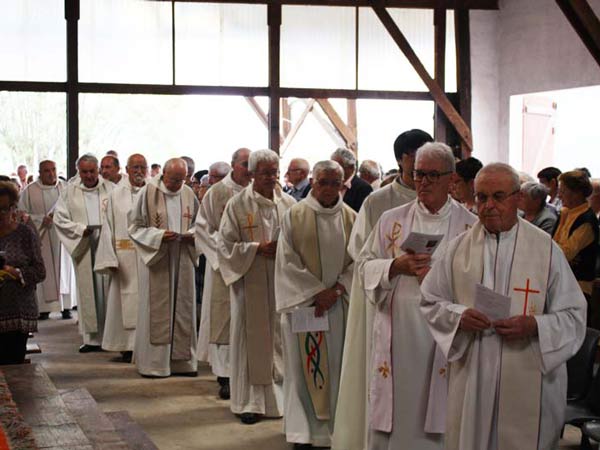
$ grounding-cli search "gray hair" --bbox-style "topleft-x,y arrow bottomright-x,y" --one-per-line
359,160 -> 381,179
181,156 -> 195,174
313,160 -> 344,181
415,142 -> 455,172
248,149 -> 280,173
518,171 -> 535,185
476,163 -> 521,191
76,153 -> 98,168
231,147 -> 251,165
521,181 -> 548,205
330,148 -> 356,168
209,161 -> 231,176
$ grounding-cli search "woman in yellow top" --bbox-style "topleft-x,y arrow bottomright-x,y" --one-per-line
553,170 -> 599,325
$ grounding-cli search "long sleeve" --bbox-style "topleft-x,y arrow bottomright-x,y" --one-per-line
21,226 -> 46,286
357,223 -> 395,305
194,190 -> 221,271
556,222 -> 595,262
94,195 -> 118,274
53,192 -> 88,260
127,188 -> 166,267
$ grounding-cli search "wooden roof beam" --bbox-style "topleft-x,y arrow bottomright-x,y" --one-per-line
556,0 -> 600,68
156,0 -> 499,9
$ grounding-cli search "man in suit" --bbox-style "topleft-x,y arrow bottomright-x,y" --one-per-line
284,158 -> 311,201
331,148 -> 373,212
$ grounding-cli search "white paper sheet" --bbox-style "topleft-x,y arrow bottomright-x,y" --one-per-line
291,307 -> 329,333
400,231 -> 444,254
474,283 -> 512,322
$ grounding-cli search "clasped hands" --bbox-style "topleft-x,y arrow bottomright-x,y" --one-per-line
459,308 -> 538,340
313,282 -> 346,317
162,230 -> 194,244
257,241 -> 277,259
389,251 -> 431,283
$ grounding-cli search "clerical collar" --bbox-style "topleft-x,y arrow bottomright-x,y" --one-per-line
157,179 -> 183,196
37,180 -> 60,190
305,191 -> 343,215
416,196 -> 452,218
77,179 -> 102,192
483,220 -> 518,241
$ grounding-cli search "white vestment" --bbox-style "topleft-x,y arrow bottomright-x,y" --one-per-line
275,193 -> 355,446
360,198 -> 476,450
19,179 -> 66,313
129,178 -> 200,377
95,178 -> 143,352
54,179 -> 113,345
195,172 -> 244,377
333,178 -> 416,450
218,185 -> 295,416
420,221 -> 587,450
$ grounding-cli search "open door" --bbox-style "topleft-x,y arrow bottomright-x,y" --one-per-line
521,96 -> 557,176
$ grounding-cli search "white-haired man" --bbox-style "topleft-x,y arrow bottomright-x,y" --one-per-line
421,163 -> 586,450
275,160 -> 356,448
331,148 -> 372,212
54,154 -> 114,352
359,160 -> 382,191
218,149 -> 296,425
359,143 -> 476,449
128,158 -> 200,377
196,149 -> 251,400
95,154 -> 148,362
284,158 -> 311,201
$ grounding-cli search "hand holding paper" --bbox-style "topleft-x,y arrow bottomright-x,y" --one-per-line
400,232 -> 444,255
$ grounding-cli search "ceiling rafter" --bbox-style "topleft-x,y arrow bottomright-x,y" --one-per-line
154,0 -> 498,9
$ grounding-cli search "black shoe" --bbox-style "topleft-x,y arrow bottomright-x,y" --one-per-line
218,382 -> 230,400
293,444 -> 312,450
240,413 -> 258,425
172,371 -> 198,377
78,344 -> 102,353
72,306 -> 77,311
121,351 -> 133,363
61,309 -> 72,320
38,312 -> 50,320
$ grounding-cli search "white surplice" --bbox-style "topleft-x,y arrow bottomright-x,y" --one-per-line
195,172 -> 244,377
19,179 -> 66,313
333,178 -> 416,450
129,179 -> 199,377
275,193 -> 354,446
218,185 -> 295,416
420,223 -> 587,450
54,179 -> 113,345
95,178 -> 143,352
360,198 -> 476,450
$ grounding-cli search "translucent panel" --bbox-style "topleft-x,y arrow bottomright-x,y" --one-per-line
175,3 -> 267,86
281,6 -> 356,89
79,0 -> 172,84
357,99 -> 434,171
0,92 -> 67,177
0,0 -> 66,81
79,94 -> 267,170
445,10 -> 457,93
358,8 -> 433,91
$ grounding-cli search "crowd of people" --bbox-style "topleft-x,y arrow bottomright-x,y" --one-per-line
0,130 -> 597,450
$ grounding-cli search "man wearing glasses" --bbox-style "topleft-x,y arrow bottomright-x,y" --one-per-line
284,158 -> 311,202
421,163 -> 586,450
359,143 -> 476,450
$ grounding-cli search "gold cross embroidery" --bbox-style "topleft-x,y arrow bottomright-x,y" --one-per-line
153,212 -> 163,228
385,222 -> 402,256
242,213 -> 259,241
378,361 -> 391,379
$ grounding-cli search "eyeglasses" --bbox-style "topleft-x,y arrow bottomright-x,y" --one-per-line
254,170 -> 279,178
474,189 -> 520,204
316,179 -> 342,188
412,170 -> 452,183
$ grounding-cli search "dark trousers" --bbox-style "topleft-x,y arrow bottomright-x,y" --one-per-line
0,331 -> 28,365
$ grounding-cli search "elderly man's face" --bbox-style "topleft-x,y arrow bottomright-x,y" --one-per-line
331,156 -> 354,182
518,190 -> 542,215
126,155 -> 147,187
232,150 -> 251,186
39,162 -> 57,186
78,160 -> 99,188
312,169 -> 342,208
17,166 -> 27,181
475,171 -> 521,233
413,156 -> 452,211
208,169 -> 226,186
252,161 -> 279,194
100,156 -> 120,183
286,162 -> 308,186
162,165 -> 187,193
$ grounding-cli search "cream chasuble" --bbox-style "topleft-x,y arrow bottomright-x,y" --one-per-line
129,178 -> 199,377
19,179 -> 65,313
54,179 -> 113,345
218,184 -> 295,416
360,197 -> 475,450
195,172 -> 244,378
275,193 -> 355,447
333,179 -> 416,450
421,218 -> 587,450
95,178 -> 143,352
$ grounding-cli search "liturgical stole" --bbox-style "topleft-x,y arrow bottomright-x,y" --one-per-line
448,218 -> 552,450
290,201 -> 354,421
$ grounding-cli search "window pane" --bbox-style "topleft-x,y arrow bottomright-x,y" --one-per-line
445,10 -> 457,93
175,3 -> 267,87
359,8 -> 433,91
0,92 -> 67,177
79,0 -> 173,84
0,0 -> 66,82
281,6 -> 356,89
79,94 -> 267,170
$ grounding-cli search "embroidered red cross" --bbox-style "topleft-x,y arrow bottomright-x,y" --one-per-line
513,278 -> 540,316
182,206 -> 194,220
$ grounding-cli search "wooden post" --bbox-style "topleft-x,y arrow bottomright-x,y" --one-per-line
65,0 -> 79,178
316,99 -> 358,152
347,99 -> 358,155
434,7 -> 447,143
556,0 -> 600,68
281,98 -> 291,138
268,4 -> 282,153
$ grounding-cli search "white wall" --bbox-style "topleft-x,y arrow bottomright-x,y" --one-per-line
470,0 -> 600,164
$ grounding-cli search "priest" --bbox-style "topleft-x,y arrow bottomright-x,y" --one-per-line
218,149 -> 295,425
333,129 -> 433,450
196,149 -> 251,400
19,160 -> 69,319
275,160 -> 355,448
420,163 -> 586,450
128,158 -> 199,377
54,154 -> 114,352
359,143 -> 476,449
95,154 -> 148,362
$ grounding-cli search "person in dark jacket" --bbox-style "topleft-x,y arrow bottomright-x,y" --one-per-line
331,148 -> 372,212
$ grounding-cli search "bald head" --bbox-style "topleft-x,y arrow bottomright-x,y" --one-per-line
162,158 -> 188,192
126,153 -> 148,187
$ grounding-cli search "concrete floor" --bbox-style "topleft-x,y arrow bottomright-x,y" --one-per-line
29,313 -> 587,450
